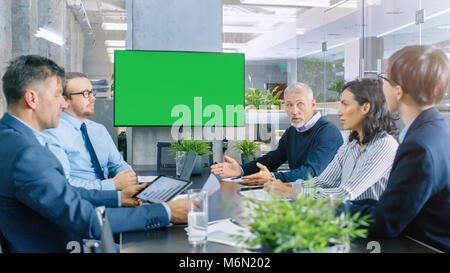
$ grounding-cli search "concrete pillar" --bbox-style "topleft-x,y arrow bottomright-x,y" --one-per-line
67,14 -> 84,72
344,39 -> 360,82
287,59 -> 298,86
37,0 -> 67,67
344,37 -> 384,81
11,0 -> 39,58
127,0 -> 223,166
0,0 -> 12,117
362,36 -> 384,76
65,8 -> 86,72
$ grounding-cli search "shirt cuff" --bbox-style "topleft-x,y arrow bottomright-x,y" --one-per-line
102,178 -> 116,191
161,202 -> 171,222
117,191 -> 122,207
239,166 -> 244,177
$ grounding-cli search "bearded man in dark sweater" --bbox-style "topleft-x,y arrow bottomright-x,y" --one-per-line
211,82 -> 343,185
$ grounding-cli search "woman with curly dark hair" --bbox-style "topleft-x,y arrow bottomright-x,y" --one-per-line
267,78 -> 399,201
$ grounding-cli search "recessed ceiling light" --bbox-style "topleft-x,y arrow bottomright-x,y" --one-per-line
223,25 -> 274,33
224,13 -> 297,23
105,40 -> 126,47
240,0 -> 333,8
102,23 -> 127,31
34,28 -> 65,46
296,28 -> 306,34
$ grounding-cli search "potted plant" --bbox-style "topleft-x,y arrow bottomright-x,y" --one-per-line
245,89 -> 266,110
264,86 -> 283,110
235,186 -> 372,253
233,140 -> 259,164
169,139 -> 213,175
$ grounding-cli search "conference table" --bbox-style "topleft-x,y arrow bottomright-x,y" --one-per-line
120,165 -> 440,254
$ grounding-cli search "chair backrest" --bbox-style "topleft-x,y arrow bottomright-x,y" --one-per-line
157,142 -> 176,173
91,206 -> 117,253
157,141 -> 214,174
179,150 -> 198,181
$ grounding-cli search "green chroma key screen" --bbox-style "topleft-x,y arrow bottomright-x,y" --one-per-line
114,50 -> 245,126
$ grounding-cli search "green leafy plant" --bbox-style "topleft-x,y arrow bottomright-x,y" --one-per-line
245,87 -> 284,110
168,139 -> 213,156
328,78 -> 346,95
265,86 -> 283,110
233,140 -> 259,160
110,73 -> 115,92
245,89 -> 266,110
235,187 -> 372,253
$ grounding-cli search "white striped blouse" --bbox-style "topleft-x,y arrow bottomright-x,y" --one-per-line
292,131 -> 399,201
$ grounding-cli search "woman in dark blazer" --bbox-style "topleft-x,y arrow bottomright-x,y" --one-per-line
348,45 -> 450,252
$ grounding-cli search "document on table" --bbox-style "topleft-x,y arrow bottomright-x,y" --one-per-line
239,188 -> 269,201
185,218 -> 258,249
137,176 -> 158,183
240,189 -> 295,202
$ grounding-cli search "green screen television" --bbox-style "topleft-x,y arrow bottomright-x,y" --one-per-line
114,50 -> 245,127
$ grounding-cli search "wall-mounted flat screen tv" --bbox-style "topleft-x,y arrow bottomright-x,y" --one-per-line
114,50 -> 245,127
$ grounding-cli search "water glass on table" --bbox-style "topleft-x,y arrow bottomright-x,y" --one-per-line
187,189 -> 208,245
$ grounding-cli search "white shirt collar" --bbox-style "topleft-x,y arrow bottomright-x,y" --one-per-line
8,114 -> 48,146
295,111 -> 322,133
398,117 -> 416,144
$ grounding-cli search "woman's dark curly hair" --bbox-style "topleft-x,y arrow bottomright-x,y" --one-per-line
342,78 -> 398,145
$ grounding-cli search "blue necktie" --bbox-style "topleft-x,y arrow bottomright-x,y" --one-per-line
80,123 -> 105,180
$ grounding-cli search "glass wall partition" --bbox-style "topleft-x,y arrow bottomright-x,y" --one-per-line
222,0 -> 450,146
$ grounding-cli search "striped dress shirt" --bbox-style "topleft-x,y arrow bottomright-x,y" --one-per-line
292,131 -> 399,201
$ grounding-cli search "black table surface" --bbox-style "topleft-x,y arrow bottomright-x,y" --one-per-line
121,166 -> 440,253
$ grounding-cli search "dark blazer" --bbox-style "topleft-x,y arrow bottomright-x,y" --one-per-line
0,113 -> 169,253
348,108 -> 450,252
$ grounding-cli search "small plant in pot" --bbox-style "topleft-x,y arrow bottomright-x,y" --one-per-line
233,140 -> 259,165
169,139 -> 213,175
264,86 -> 283,110
234,183 -> 372,253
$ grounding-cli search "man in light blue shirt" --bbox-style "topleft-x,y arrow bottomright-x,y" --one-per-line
44,72 -> 137,191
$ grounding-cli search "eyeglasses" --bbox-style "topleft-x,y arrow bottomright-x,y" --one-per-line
69,90 -> 96,98
377,73 -> 397,86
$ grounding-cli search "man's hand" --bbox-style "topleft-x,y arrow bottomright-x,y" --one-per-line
210,155 -> 242,178
120,183 -> 146,207
167,198 -> 189,224
114,169 -> 137,190
240,163 -> 273,186
264,178 -> 298,198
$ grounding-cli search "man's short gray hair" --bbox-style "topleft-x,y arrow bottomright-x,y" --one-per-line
284,82 -> 314,101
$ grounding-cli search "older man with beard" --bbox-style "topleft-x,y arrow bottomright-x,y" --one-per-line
211,82 -> 343,185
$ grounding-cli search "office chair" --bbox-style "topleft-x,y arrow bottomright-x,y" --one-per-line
157,141 -> 214,174
157,142 -> 176,173
85,206 -> 117,253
